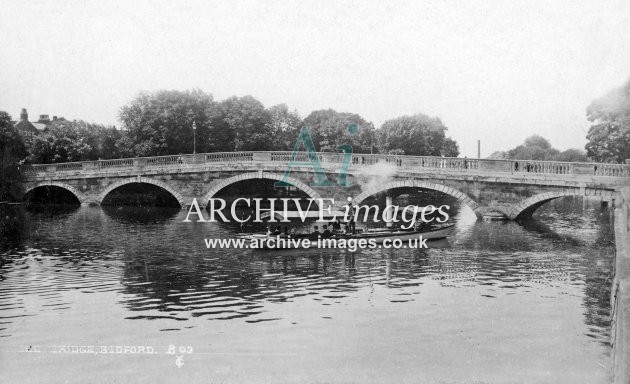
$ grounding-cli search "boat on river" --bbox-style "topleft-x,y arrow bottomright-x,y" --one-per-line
346,223 -> 454,243
236,223 -> 455,249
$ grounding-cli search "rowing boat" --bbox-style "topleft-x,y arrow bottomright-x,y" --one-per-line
349,223 -> 454,244
235,223 -> 455,249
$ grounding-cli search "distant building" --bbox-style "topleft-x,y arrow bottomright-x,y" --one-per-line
13,108 -> 60,142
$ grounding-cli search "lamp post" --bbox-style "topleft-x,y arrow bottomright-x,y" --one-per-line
192,121 -> 197,154
370,129 -> 374,154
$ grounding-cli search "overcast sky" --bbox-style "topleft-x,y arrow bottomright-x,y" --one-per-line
1,0 -> 629,157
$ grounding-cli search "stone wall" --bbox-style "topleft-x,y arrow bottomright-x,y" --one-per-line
612,187 -> 630,383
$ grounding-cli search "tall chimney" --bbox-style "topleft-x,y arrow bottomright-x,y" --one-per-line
20,108 -> 28,122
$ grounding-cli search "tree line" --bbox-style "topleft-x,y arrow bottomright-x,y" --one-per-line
489,78 -> 630,163
21,89 -> 459,164
2,80 -> 627,246
488,135 -> 589,162
0,112 -> 28,248
4,77 -> 630,171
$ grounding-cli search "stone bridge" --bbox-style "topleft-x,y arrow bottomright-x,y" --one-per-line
22,151 -> 630,220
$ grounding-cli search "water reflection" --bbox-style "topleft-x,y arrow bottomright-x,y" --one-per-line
101,205 -> 180,224
0,197 -> 614,383
0,204 -> 27,251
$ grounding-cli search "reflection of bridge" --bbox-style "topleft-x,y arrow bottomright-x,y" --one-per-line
23,151 -> 629,219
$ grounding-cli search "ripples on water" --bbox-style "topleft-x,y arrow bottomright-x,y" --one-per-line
0,198 -> 614,383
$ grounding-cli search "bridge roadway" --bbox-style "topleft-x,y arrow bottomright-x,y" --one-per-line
23,151 -> 630,219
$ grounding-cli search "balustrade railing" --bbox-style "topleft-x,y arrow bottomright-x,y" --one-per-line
512,160 -> 574,174
22,151 -> 630,179
145,155 -> 182,166
205,152 -> 254,162
595,163 -> 630,177
100,159 -> 133,169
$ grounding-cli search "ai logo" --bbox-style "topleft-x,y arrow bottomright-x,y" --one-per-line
275,124 -> 359,188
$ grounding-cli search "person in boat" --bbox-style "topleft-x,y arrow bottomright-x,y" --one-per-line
332,218 -> 341,232
273,226 -> 282,236
310,225 -> 321,241
322,225 -> 332,238
347,204 -> 356,234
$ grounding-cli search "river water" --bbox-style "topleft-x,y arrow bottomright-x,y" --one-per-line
0,198 -> 613,383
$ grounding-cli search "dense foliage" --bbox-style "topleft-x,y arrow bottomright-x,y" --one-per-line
301,109 -> 375,153
21,90 -> 464,162
266,104 -> 302,151
0,111 -> 28,201
29,119 -> 122,163
118,89 -> 215,156
215,95 -> 273,151
376,114 -> 459,157
488,135 -> 588,162
585,79 -> 630,163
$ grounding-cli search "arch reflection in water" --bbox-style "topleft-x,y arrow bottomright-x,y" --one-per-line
0,202 -> 614,383
100,182 -> 182,207
24,185 -> 81,206
102,205 -> 180,225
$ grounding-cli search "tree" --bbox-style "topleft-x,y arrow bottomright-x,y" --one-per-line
585,78 -> 630,163
507,146 -> 558,161
0,111 -> 28,202
376,113 -> 459,157
266,104 -> 302,151
214,96 -> 272,151
301,109 -> 375,153
492,134 -> 586,161
488,151 -> 508,159
76,121 -> 124,160
30,119 -> 92,163
507,135 -> 557,160
119,89 -> 218,156
555,148 -> 588,162
440,137 -> 460,157
506,135 -> 559,160
523,135 -> 552,150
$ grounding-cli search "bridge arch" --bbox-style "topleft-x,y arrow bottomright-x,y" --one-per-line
23,181 -> 87,204
508,189 -> 617,220
97,177 -> 187,208
201,172 -> 323,207
353,180 -> 480,212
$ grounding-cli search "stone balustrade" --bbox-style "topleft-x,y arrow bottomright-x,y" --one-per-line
22,151 -> 630,179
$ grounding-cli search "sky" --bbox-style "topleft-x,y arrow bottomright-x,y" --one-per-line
1,0 -> 629,157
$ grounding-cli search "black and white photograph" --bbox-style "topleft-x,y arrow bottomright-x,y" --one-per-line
1,1 -> 629,383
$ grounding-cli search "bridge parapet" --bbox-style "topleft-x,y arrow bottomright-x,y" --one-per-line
21,151 -> 629,219
23,151 -> 630,180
